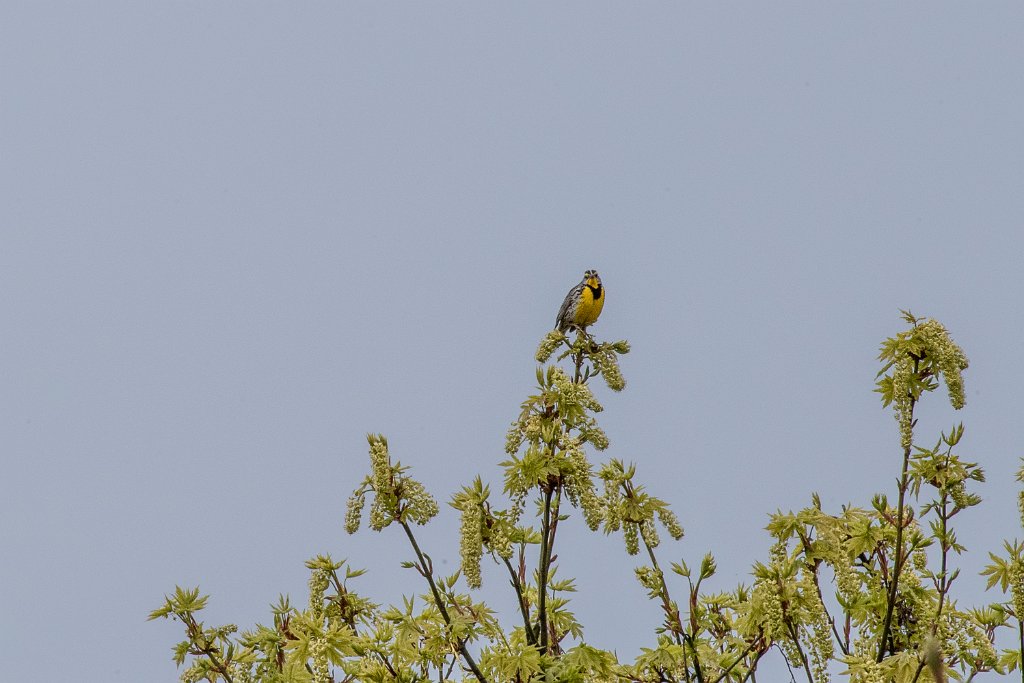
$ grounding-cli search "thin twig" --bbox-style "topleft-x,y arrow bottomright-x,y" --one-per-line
775,643 -> 798,683
709,640 -> 760,683
784,620 -> 815,683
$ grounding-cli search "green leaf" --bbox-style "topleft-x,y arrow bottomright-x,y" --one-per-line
147,603 -> 172,621
671,559 -> 690,578
699,553 -> 717,580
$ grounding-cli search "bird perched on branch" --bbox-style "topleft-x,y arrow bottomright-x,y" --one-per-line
555,269 -> 605,333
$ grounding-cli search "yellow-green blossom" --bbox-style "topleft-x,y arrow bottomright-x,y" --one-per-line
536,330 -> 565,363
344,492 -> 365,534
459,505 -> 484,589
624,522 -> 640,555
914,319 -> 968,410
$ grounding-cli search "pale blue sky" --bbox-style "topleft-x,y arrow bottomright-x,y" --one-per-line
2,4 -> 1023,681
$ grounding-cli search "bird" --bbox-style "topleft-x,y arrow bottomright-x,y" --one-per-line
555,269 -> 605,333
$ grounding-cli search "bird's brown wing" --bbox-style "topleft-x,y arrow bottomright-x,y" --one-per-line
555,282 -> 583,332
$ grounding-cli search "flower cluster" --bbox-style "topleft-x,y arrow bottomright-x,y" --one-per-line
1017,459 -> 1024,529
369,435 -> 391,495
914,318 -> 969,410
451,479 -> 489,589
634,565 -> 663,594
309,637 -> 330,683
890,353 -> 916,450
308,568 -> 330,619
623,522 -> 640,556
591,340 -> 630,392
657,508 -> 684,541
344,434 -> 439,534
877,313 -> 969,450
537,327 -> 629,392
563,438 -> 603,530
535,330 -> 564,363
344,492 -> 365,535
501,355 -> 616,540
799,571 -> 835,683
485,511 -> 514,560
598,460 -> 684,556
550,366 -> 604,415
936,611 -> 998,672
750,567 -> 787,642
1010,559 -> 1024,626
459,503 -> 484,589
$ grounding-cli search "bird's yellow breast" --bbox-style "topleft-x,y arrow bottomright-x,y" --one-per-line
575,282 -> 604,326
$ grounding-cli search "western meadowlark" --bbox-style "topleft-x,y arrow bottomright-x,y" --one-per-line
555,269 -> 605,333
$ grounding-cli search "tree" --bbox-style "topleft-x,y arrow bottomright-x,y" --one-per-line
151,312 -> 1024,682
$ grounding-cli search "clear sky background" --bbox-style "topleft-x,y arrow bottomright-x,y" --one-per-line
2,3 -> 1023,681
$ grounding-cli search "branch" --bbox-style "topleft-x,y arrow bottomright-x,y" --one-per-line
642,533 -> 683,645
182,612 -> 234,683
399,520 -> 487,683
638,521 -> 701,682
878,367 -> 918,662
912,480 -> 955,683
502,555 -> 535,645
537,484 -> 555,653
738,645 -> 768,683
783,620 -> 814,683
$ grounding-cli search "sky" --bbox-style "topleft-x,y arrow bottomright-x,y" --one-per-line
2,3 -> 1023,681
